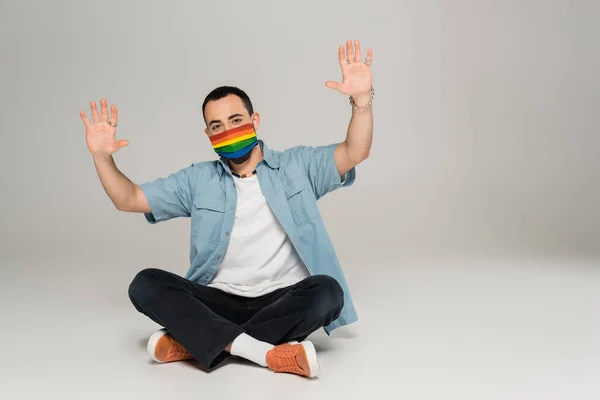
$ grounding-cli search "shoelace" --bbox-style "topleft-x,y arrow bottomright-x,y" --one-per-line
167,337 -> 190,358
269,345 -> 304,372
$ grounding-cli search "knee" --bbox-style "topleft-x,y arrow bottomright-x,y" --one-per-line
307,275 -> 344,316
128,268 -> 164,304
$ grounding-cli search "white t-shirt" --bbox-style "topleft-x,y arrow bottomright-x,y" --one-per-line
207,173 -> 310,297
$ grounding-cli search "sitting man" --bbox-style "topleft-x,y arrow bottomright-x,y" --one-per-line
80,39 -> 374,378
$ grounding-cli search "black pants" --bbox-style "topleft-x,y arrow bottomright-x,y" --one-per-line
128,268 -> 344,369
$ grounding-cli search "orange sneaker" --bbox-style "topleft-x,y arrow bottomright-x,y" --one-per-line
266,341 -> 319,378
147,329 -> 193,363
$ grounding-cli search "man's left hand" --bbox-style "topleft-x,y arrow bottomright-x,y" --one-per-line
325,39 -> 373,104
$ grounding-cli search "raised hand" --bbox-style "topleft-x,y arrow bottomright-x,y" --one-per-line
80,98 -> 128,156
325,39 -> 373,98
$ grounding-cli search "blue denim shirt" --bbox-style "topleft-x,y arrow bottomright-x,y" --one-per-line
139,140 -> 357,334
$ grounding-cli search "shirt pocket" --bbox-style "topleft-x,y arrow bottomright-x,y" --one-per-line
284,176 -> 320,225
191,195 -> 226,241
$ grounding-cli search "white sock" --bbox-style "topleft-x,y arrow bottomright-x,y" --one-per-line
229,333 -> 274,367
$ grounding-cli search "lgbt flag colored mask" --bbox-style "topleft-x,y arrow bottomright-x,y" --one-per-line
210,123 -> 258,161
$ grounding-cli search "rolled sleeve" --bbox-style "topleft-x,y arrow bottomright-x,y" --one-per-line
138,166 -> 195,224
299,143 -> 356,200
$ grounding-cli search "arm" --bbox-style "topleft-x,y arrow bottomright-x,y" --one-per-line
335,94 -> 373,178
93,153 -> 150,212
325,39 -> 374,177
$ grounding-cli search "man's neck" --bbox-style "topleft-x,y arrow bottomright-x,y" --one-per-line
228,145 -> 263,175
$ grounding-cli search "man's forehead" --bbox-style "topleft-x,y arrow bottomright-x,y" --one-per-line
205,95 -> 249,118
206,94 -> 244,109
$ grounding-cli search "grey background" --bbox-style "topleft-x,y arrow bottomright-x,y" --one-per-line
1,0 -> 599,399
2,0 -> 599,265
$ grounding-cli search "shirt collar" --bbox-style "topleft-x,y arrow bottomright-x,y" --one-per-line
259,140 -> 280,169
216,139 -> 279,177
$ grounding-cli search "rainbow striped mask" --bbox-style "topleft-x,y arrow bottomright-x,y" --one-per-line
210,123 -> 258,160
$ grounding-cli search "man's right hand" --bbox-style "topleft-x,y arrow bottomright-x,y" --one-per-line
80,98 -> 129,157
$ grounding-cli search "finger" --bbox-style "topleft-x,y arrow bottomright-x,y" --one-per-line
346,39 -> 355,63
365,48 -> 373,64
80,110 -> 91,128
101,98 -> 108,122
354,40 -> 363,62
337,45 -> 345,65
110,104 -> 118,125
325,81 -> 341,91
116,139 -> 129,149
91,101 -> 100,124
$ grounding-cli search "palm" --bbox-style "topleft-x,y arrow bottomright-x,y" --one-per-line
336,64 -> 372,96
79,98 -> 128,156
86,122 -> 119,154
325,40 -> 373,97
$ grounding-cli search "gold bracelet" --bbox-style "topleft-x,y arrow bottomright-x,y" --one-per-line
349,86 -> 375,111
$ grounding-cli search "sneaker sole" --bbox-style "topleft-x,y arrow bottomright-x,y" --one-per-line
301,341 -> 320,378
147,329 -> 168,362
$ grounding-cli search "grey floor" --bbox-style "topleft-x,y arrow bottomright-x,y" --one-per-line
2,256 -> 599,400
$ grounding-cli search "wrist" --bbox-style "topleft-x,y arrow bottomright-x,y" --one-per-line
349,86 -> 375,112
93,152 -> 112,162
350,92 -> 372,107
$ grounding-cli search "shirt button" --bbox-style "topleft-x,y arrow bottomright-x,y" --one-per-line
225,231 -> 230,236
216,255 -> 221,260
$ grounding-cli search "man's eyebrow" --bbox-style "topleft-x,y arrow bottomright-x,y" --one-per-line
208,113 -> 244,127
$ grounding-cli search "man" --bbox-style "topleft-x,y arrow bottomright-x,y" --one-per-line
80,39 -> 374,378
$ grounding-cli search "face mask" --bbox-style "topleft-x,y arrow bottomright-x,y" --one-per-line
210,123 -> 258,164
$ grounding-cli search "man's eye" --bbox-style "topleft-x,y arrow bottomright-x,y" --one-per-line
233,118 -> 242,123
212,125 -> 220,131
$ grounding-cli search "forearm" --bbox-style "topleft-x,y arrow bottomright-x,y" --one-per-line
343,92 -> 373,162
92,154 -> 138,210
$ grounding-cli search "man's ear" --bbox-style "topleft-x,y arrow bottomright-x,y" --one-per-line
204,127 -> 210,137
251,112 -> 261,131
